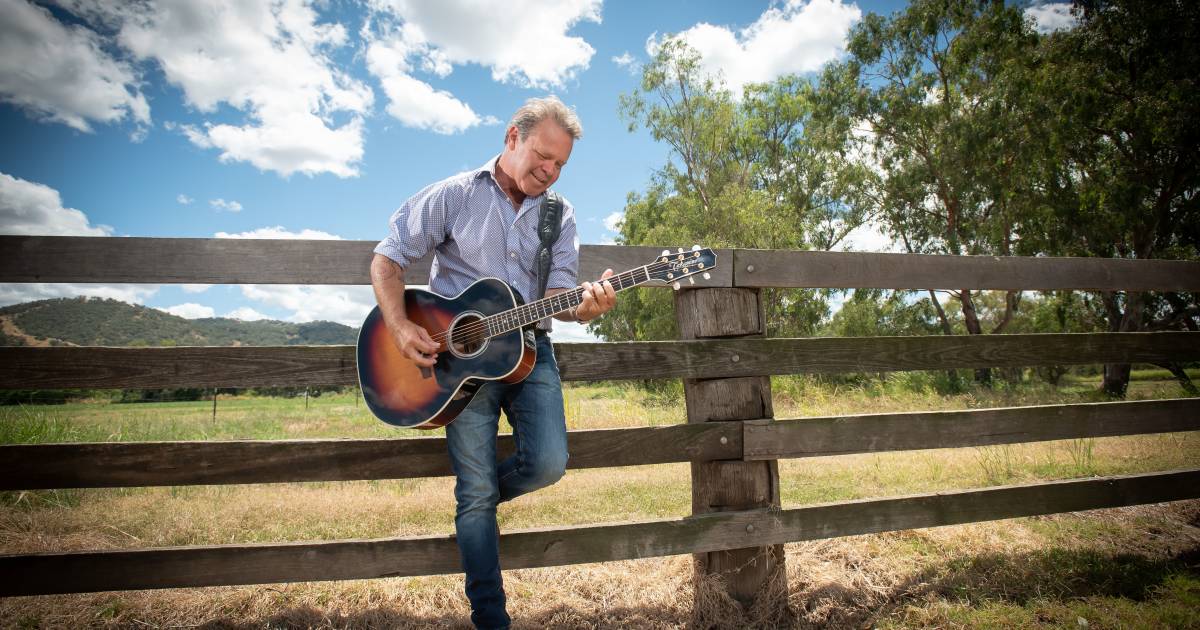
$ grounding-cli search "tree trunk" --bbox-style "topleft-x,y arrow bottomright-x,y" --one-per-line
1100,291 -> 1145,398
960,290 -> 992,386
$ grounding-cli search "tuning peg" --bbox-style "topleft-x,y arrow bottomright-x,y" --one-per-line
688,276 -> 695,284
673,281 -> 681,290
692,244 -> 701,251
677,247 -> 684,254
703,272 -> 711,280
661,249 -> 670,256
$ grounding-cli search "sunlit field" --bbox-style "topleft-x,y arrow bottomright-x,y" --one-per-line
2,371 -> 1198,628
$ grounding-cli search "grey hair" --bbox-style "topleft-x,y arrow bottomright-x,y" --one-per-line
507,96 -> 583,142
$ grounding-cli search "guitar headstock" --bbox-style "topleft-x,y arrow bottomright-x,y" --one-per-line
646,245 -> 718,290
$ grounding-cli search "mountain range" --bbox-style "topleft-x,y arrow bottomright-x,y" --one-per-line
0,297 -> 358,347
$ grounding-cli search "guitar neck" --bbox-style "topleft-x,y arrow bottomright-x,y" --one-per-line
486,266 -> 650,336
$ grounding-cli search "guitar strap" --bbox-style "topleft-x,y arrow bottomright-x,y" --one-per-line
534,190 -> 563,305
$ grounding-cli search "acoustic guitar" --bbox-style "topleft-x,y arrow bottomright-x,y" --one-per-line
357,246 -> 717,428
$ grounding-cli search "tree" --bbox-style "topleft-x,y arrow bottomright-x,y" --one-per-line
596,39 -> 867,342
821,0 -> 1048,384
1039,0 -> 1200,396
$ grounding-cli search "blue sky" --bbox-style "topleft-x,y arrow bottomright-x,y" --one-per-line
0,0 -> 1074,340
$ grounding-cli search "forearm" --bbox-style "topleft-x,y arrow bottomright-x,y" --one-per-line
370,253 -> 410,329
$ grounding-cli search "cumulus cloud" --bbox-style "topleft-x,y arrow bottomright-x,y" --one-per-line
612,51 -> 636,68
603,211 -> 624,232
177,194 -> 194,205
1025,2 -> 1077,34
0,0 -> 150,134
180,284 -> 210,294
210,198 -> 243,212
225,306 -> 269,321
0,283 -> 158,308
239,284 -> 375,326
214,226 -> 341,240
160,302 -> 216,319
73,0 -> 374,178
650,0 -> 861,96
365,0 -> 598,133
0,171 -> 112,236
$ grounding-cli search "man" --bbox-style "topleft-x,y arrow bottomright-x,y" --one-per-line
369,96 -> 616,629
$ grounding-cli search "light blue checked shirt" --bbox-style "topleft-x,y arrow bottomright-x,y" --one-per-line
374,155 -> 580,331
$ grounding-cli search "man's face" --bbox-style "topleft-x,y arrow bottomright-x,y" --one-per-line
504,119 -> 574,198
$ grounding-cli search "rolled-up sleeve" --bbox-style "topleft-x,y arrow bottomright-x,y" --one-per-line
546,200 -> 580,290
373,181 -> 451,269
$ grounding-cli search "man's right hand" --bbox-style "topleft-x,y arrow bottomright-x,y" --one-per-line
392,318 -> 440,367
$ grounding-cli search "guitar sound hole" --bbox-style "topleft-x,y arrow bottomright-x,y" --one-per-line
449,314 -> 487,358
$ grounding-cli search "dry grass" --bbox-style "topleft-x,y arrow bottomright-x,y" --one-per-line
2,377 -> 1199,628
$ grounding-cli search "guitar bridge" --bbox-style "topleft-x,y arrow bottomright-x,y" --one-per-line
419,366 -> 433,379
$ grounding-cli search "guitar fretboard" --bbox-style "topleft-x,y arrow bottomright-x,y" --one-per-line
484,266 -> 651,337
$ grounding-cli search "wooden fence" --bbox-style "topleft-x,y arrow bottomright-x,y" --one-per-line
1,235 -> 1199,607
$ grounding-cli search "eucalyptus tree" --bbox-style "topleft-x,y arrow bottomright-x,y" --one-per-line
819,0 -> 1050,384
593,39 -> 868,342
1037,0 -> 1200,396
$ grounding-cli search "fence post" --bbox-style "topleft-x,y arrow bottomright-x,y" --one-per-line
675,286 -> 787,613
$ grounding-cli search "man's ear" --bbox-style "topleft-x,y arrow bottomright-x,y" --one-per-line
504,125 -> 519,149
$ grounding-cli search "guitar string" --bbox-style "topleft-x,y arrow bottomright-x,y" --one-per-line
422,258 -> 705,348
427,263 -> 658,346
434,257 -> 703,344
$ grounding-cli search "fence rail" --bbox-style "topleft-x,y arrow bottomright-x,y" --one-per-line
4,236 -> 1200,290
3,332 -> 1198,389
2,399 -> 1197,490
2,237 -> 1199,605
2,469 -> 1196,596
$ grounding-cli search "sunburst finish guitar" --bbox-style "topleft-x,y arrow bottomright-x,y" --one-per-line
357,246 -> 717,428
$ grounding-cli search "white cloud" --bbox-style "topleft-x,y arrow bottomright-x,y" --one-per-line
240,284 -> 375,326
603,211 -> 624,232
160,302 -> 215,319
215,226 -> 341,240
177,194 -> 194,205
0,283 -> 158,308
181,284 -> 210,294
550,320 -> 602,343
0,0 -> 150,134
612,51 -> 635,68
365,43 -> 489,135
1025,2 -> 1077,34
225,306 -> 269,321
0,171 -> 112,236
364,0 -> 598,133
210,198 -> 243,212
650,0 -> 861,96
371,0 -> 600,89
89,0 -> 373,178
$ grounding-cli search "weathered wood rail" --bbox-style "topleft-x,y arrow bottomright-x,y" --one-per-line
2,236 -> 1199,605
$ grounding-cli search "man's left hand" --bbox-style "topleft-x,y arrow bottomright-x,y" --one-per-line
576,269 -> 616,322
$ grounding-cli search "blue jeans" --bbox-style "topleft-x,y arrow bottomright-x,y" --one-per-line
445,333 -> 569,630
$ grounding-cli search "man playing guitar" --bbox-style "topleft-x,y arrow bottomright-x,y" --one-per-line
369,96 -> 616,629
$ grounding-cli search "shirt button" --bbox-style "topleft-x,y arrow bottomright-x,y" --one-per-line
509,252 -> 517,258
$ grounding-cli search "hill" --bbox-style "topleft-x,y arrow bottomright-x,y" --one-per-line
0,297 -> 358,347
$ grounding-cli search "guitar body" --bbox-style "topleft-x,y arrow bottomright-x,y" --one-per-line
356,277 -> 536,429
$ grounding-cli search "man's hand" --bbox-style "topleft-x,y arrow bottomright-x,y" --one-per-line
392,318 -> 440,368
576,268 -> 617,322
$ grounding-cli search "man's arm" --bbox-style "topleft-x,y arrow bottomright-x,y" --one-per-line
370,253 -> 439,367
